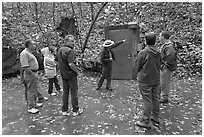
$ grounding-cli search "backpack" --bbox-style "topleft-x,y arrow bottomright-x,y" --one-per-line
162,42 -> 178,71
172,41 -> 182,61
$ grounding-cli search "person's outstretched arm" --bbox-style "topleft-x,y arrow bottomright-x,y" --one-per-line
110,39 -> 126,49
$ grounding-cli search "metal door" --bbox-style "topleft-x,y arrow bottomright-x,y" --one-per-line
109,29 -> 132,79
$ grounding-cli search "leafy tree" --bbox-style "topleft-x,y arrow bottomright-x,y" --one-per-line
2,2 -> 202,77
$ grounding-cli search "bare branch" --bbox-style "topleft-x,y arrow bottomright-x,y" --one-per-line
81,2 -> 108,53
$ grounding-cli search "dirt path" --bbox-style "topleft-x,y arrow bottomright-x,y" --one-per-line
2,73 -> 202,135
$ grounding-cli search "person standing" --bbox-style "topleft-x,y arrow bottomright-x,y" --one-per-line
57,35 -> 83,116
18,46 -> 28,103
20,39 -> 48,114
159,31 -> 177,103
41,46 -> 62,96
96,39 -> 126,91
134,32 -> 161,129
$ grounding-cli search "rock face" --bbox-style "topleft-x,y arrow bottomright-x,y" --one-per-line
2,46 -> 20,76
56,17 -> 79,38
2,46 -> 44,78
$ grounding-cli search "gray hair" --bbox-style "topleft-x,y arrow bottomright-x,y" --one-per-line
65,35 -> 75,42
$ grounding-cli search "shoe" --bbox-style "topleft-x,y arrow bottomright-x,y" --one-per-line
96,87 -> 100,90
43,97 -> 48,101
37,97 -> 48,103
36,102 -> 43,108
73,108 -> 83,116
57,89 -> 63,92
27,108 -> 39,114
61,111 -> 70,116
159,98 -> 169,103
136,120 -> 151,129
106,87 -> 113,91
49,92 -> 57,96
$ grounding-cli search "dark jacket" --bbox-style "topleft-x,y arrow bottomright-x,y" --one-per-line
160,41 -> 177,71
101,40 -> 124,66
134,46 -> 161,85
57,46 -> 77,80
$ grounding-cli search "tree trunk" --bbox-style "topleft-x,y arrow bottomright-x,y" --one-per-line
34,2 -> 45,39
81,2 -> 108,53
11,3 -> 16,17
79,2 -> 83,48
2,2 -> 5,13
90,3 -> 94,21
71,2 -> 83,49
52,2 -> 59,45
126,2 -> 129,22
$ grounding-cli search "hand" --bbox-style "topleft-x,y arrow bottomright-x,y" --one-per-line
122,39 -> 127,42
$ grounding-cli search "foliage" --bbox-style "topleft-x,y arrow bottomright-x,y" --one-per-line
2,2 -> 202,77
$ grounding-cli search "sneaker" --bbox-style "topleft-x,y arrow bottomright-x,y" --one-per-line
73,108 -> 83,116
43,97 -> 48,101
37,97 -> 48,103
49,92 -> 57,96
57,89 -> 63,92
106,87 -> 113,91
61,111 -> 70,116
159,98 -> 169,103
136,120 -> 151,129
27,108 -> 39,114
36,102 -> 43,108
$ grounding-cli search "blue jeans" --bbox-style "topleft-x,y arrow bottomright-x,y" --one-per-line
139,82 -> 160,120
62,76 -> 79,112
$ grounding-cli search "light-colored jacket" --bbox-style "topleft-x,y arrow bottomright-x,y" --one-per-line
41,47 -> 56,79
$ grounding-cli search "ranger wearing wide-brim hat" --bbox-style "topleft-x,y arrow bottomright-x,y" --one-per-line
96,39 -> 126,91
102,40 -> 115,47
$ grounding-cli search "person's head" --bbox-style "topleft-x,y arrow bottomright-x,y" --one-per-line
159,31 -> 171,43
102,39 -> 114,49
145,32 -> 156,46
18,46 -> 25,55
140,33 -> 146,43
25,39 -> 36,51
64,35 -> 75,48
48,46 -> 56,54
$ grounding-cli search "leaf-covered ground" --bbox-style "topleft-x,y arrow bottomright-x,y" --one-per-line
2,72 -> 202,135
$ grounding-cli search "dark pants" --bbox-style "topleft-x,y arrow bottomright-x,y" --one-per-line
98,63 -> 112,88
139,82 -> 160,121
24,72 -> 44,109
23,81 -> 28,104
48,76 -> 61,94
62,76 -> 79,112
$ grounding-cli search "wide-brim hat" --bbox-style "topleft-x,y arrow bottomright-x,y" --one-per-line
103,40 -> 114,47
